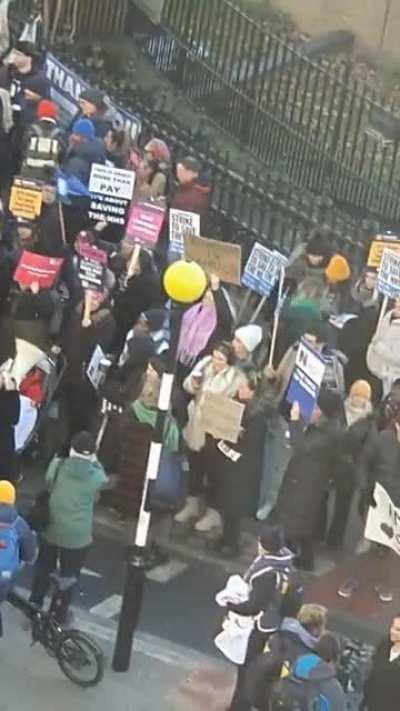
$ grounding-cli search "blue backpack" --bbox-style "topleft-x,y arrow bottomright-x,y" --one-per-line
270,654 -> 330,711
0,521 -> 20,581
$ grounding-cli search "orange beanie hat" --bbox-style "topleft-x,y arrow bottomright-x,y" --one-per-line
325,255 -> 351,284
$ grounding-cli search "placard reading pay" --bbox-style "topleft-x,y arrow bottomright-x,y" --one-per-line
242,242 -> 287,296
89,164 -> 135,200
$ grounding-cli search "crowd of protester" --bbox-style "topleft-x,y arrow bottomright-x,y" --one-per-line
0,38 -> 398,710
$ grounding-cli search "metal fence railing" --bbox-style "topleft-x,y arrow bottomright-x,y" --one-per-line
142,0 -> 400,226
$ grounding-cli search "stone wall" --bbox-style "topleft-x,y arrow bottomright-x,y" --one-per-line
272,0 -> 399,54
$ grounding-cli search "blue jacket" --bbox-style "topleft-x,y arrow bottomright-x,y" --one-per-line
62,137 -> 106,186
0,504 -> 37,595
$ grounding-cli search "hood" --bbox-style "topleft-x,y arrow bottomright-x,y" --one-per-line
0,504 -> 18,524
293,654 -> 336,682
280,618 -> 320,650
72,137 -> 105,162
63,456 -> 97,481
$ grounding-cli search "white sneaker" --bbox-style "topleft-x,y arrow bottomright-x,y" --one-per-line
174,496 -> 201,524
194,508 -> 222,532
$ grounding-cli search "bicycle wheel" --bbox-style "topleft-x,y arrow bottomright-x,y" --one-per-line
57,629 -> 104,687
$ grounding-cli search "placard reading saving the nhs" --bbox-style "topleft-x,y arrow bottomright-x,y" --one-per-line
242,242 -> 287,296
377,248 -> 400,299
286,340 -> 326,422
364,483 -> 400,556
45,53 -> 142,140
88,163 -> 135,226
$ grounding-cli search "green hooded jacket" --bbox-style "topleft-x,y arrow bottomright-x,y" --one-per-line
44,455 -> 108,549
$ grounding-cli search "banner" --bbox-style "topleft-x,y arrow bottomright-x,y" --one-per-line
377,248 -> 400,299
201,392 -> 244,444
126,201 -> 166,246
14,251 -> 63,289
242,242 -> 287,296
9,177 -> 43,220
365,483 -> 400,555
44,53 -> 142,140
368,235 -> 400,269
169,208 -> 200,253
286,339 -> 326,422
183,234 -> 242,285
78,244 -> 107,292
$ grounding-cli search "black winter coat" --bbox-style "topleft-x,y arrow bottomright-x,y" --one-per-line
112,271 -> 162,346
275,418 -> 343,540
213,403 -> 269,518
363,637 -> 400,711
373,429 -> 400,506
0,391 -> 21,478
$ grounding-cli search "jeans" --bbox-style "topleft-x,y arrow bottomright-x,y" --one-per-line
30,540 -> 89,622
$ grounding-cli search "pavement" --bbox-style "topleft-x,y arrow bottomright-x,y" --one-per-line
3,457 -> 396,708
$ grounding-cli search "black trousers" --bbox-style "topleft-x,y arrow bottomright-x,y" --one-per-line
229,627 -> 268,711
222,515 -> 241,549
30,540 -> 89,621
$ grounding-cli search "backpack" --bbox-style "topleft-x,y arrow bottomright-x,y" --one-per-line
0,521 -> 20,581
269,658 -> 330,711
23,123 -> 61,174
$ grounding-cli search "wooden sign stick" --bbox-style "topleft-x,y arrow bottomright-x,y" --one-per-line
82,290 -> 93,328
127,244 -> 141,280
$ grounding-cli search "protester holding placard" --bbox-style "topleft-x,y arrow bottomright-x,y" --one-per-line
60,279 -> 116,442
209,368 -> 273,557
175,342 -> 245,531
274,390 -> 345,571
112,246 -> 162,355
103,128 -> 130,170
367,298 -> 400,398
69,87 -> 110,140
174,275 -> 234,382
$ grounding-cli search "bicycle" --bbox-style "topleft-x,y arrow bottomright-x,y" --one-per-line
8,573 -> 104,687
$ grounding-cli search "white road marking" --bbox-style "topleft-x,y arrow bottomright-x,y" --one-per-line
81,567 -> 102,579
89,594 -> 122,618
146,559 -> 188,583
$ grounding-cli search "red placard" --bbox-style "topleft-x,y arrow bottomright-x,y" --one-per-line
126,201 -> 165,246
14,251 -> 64,289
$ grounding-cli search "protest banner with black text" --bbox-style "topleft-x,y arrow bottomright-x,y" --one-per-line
365,482 -> 400,555
286,339 -> 326,422
169,209 -> 200,253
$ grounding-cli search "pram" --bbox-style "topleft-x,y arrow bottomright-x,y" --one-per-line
0,338 -> 67,455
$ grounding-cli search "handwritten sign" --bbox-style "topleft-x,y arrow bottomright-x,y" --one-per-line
365,482 -> 400,555
169,208 -> 200,253
184,234 -> 242,285
9,178 -> 43,220
126,201 -> 166,246
14,251 -> 63,289
377,248 -> 400,298
201,392 -> 244,443
78,244 -> 107,292
89,164 -> 135,200
242,242 -> 287,296
368,235 -> 400,269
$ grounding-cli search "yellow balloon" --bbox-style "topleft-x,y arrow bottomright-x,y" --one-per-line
164,260 -> 207,303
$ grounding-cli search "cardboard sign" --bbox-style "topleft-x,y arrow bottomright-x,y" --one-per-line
201,392 -> 245,444
169,208 -> 200,253
45,53 -> 142,140
89,164 -> 135,201
183,234 -> 242,285
78,244 -> 107,292
242,242 -> 287,296
9,178 -> 43,220
368,235 -> 400,269
377,248 -> 400,299
365,483 -> 400,555
286,339 -> 326,422
14,251 -> 63,289
126,201 -> 166,246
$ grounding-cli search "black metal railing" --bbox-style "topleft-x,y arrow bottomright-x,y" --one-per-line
58,48 -> 378,271
142,0 -> 400,225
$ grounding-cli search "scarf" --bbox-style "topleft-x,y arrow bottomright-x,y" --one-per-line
131,399 -> 180,453
177,301 -> 217,366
